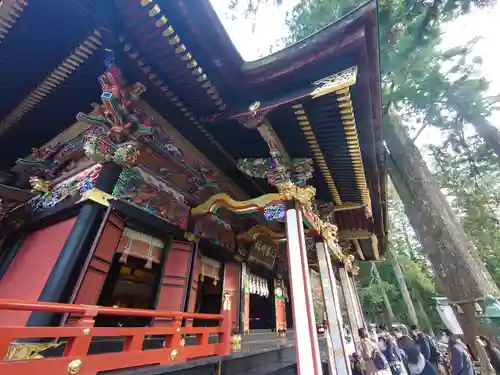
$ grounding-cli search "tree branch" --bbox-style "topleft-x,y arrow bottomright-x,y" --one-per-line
400,0 -> 442,61
411,123 -> 429,143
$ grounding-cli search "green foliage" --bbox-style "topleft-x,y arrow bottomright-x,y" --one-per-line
432,135 -> 500,287
356,185 -> 442,328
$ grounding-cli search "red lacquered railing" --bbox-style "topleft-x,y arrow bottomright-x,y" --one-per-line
0,295 -> 232,375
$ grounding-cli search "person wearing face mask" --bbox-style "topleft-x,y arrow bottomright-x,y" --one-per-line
359,327 -> 392,375
411,325 -> 441,369
393,327 -> 416,357
393,326 -> 416,375
447,335 -> 475,375
407,346 -> 438,375
379,333 -> 408,375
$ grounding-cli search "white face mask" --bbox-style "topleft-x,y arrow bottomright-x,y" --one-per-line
378,341 -> 387,351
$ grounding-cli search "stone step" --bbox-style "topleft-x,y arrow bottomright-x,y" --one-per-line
241,330 -> 294,343
107,344 -> 296,375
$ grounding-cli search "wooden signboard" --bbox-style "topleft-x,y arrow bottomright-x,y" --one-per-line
248,235 -> 279,270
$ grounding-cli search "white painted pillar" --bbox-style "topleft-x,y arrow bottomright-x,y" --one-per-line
317,241 -> 351,375
339,266 -> 362,344
285,206 -> 323,375
350,275 -> 365,329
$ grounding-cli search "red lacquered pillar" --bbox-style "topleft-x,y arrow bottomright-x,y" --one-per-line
274,277 -> 287,337
221,292 -> 232,356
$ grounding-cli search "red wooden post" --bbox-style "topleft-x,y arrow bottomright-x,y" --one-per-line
64,309 -> 97,357
220,292 -> 232,355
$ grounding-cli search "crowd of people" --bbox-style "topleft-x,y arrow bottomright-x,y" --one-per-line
349,324 -> 500,375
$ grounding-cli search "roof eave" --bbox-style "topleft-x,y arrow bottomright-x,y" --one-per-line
240,0 -> 377,75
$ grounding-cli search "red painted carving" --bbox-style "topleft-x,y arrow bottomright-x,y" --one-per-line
194,214 -> 235,250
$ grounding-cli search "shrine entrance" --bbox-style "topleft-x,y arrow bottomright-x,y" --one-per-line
193,256 -> 223,327
247,275 -> 274,331
95,254 -> 160,327
94,227 -> 165,327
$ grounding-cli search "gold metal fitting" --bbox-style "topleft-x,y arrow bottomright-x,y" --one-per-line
68,359 -> 82,374
171,349 -> 178,360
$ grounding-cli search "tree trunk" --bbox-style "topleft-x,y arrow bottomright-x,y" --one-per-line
413,289 -> 435,336
389,250 -> 419,327
384,108 -> 499,348
372,262 -> 395,327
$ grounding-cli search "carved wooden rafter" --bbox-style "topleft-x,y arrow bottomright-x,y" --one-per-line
137,0 -> 227,111
0,30 -> 102,136
120,38 -> 259,197
0,0 -> 28,45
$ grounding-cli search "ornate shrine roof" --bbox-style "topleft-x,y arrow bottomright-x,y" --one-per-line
0,0 -> 387,260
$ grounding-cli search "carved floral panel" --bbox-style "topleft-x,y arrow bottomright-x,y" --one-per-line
30,164 -> 102,212
193,214 -> 235,250
112,168 -> 189,230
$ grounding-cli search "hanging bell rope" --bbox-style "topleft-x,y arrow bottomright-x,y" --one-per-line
119,236 -> 132,264
145,236 -> 153,269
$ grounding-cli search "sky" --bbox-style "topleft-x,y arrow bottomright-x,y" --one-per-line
209,0 -> 298,61
209,0 -> 500,152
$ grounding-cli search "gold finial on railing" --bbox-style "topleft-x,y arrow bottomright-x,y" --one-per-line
68,359 -> 82,374
171,349 -> 179,360
230,334 -> 242,350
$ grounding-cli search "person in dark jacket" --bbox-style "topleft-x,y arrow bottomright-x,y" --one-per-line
351,352 -> 364,375
480,336 -> 500,375
394,327 -> 416,357
407,346 -> 438,375
448,336 -> 475,375
411,326 -> 432,362
379,334 -> 408,375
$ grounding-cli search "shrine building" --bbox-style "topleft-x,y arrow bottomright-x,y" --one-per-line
0,1 -> 386,374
